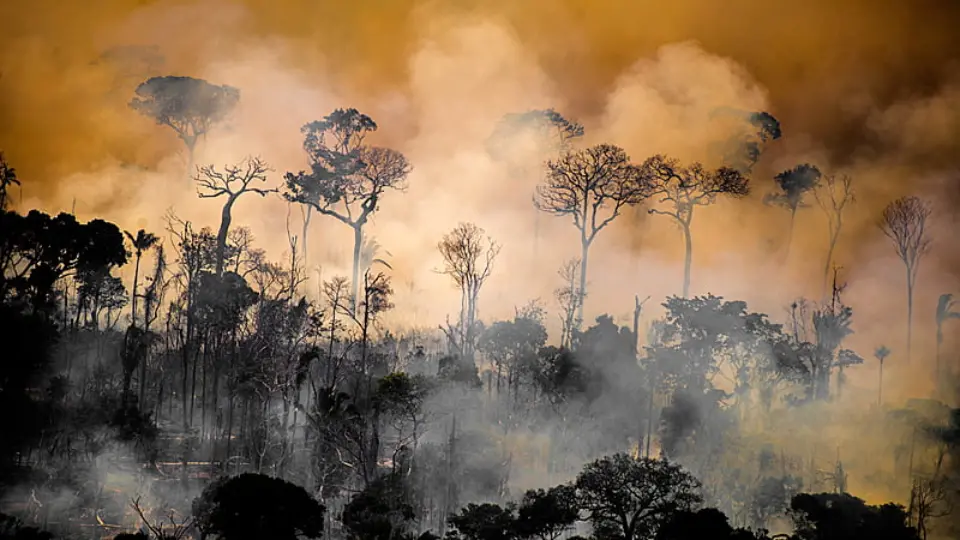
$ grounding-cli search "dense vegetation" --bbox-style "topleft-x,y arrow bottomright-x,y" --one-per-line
0,75 -> 958,540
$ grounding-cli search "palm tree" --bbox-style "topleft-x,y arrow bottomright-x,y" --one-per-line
125,229 -> 160,329
935,294 -> 960,395
875,345 -> 891,406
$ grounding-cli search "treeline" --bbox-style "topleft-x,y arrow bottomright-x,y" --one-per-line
0,73 -> 958,540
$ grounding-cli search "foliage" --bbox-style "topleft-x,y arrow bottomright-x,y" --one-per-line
129,75 -> 239,151
575,454 -> 703,540
192,473 -> 325,540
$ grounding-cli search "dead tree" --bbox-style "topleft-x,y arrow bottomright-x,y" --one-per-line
195,156 -> 275,276
438,223 -> 500,360
879,196 -> 932,363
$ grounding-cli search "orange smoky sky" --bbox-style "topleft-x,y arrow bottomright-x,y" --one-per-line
3,0 -> 960,402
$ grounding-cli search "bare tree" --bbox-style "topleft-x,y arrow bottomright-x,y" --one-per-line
813,173 -> 854,298
879,196 -> 933,363
196,156 -> 275,276
554,258 -> 583,349
284,109 -> 411,311
643,155 -> 750,297
438,223 -> 500,360
534,144 -> 649,325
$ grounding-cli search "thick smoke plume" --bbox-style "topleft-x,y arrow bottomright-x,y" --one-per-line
3,0 -> 960,529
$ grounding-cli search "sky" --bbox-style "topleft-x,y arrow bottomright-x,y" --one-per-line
3,0 -> 960,404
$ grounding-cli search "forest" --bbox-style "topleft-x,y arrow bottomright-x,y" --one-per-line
3,3 -> 960,540
1,74 -> 959,540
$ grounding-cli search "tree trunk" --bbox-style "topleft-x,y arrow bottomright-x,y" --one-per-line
577,239 -> 590,330
682,222 -> 693,298
351,225 -> 363,313
822,229 -> 840,301
784,207 -> 797,263
906,270 -> 914,364
215,197 -> 237,277
131,252 -> 141,327
302,206 -> 312,266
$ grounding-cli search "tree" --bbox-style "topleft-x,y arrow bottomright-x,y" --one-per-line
934,294 -> 960,393
438,223 -> 500,360
514,485 -> 579,540
0,210 -> 129,312
0,152 -> 19,211
644,156 -> 749,297
534,144 -> 649,324
129,76 -> 240,179
708,108 -> 782,174
875,345 -> 890,406
342,472 -> 416,540
813,174 -> 854,298
788,492 -> 919,540
554,258 -> 583,349
764,164 -> 822,262
448,503 -> 517,540
575,454 -> 702,540
125,229 -> 159,329
192,473 -> 325,540
879,196 -> 932,363
283,109 -> 411,310
196,156 -> 275,276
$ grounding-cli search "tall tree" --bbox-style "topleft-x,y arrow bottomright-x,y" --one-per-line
875,345 -> 890,406
935,294 -> 960,395
764,163 -> 822,262
283,109 -> 411,311
438,223 -> 500,360
195,156 -> 275,276
129,76 -> 240,179
643,156 -> 750,298
534,144 -> 649,325
813,174 -> 854,298
879,196 -> 933,363
124,229 -> 159,329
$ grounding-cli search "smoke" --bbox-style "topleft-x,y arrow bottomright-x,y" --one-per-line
4,0 -> 960,528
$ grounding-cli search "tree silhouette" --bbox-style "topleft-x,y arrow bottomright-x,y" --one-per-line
934,294 -> 960,394
192,473 -> 325,540
124,229 -> 159,329
764,164 -> 822,262
879,196 -> 932,363
283,108 -> 411,311
129,76 -> 240,179
575,454 -> 702,540
813,174 -> 854,298
644,156 -> 750,297
0,152 -> 19,211
438,223 -> 500,360
514,485 -> 579,540
195,156 -> 275,276
875,345 -> 890,406
534,144 -> 649,325
709,108 -> 782,174
554,258 -> 583,349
